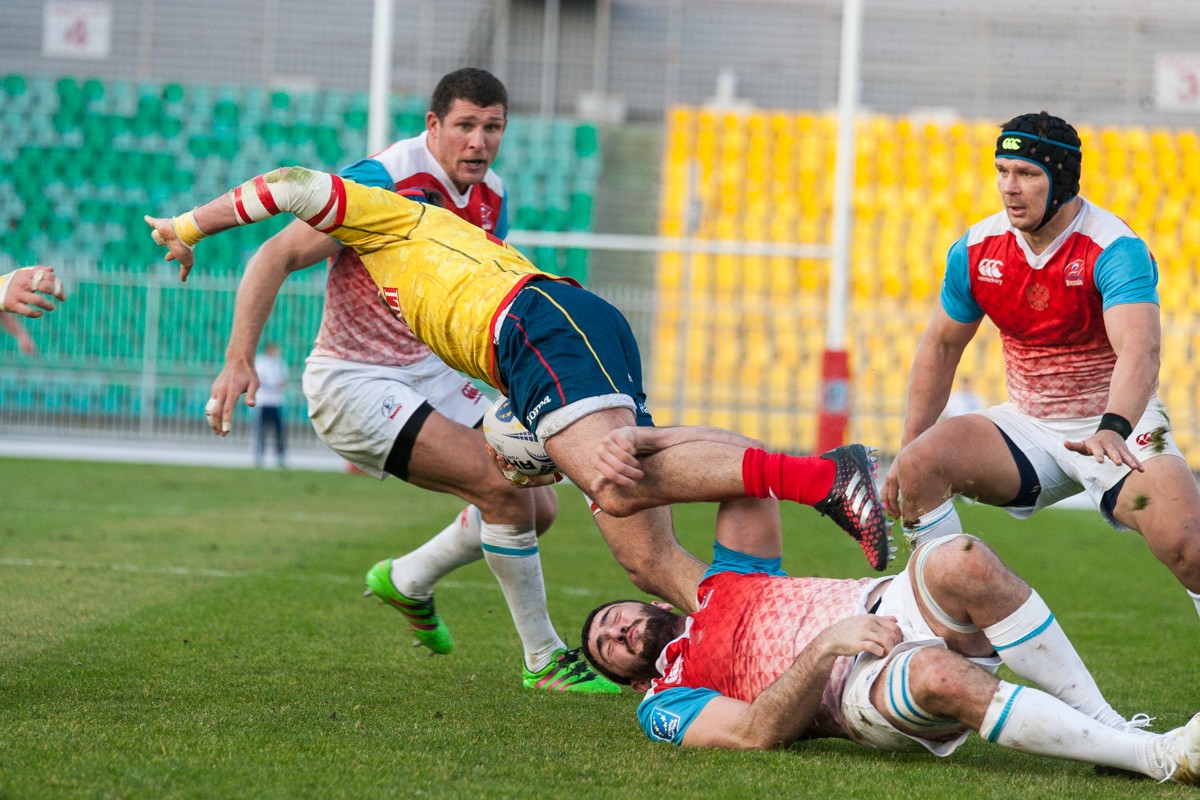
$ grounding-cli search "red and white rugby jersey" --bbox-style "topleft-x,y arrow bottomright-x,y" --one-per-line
310,133 -> 508,366
646,571 -> 876,740
941,198 -> 1159,419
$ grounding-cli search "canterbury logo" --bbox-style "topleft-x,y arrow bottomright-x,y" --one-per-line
978,259 -> 1004,279
1001,137 -> 1022,150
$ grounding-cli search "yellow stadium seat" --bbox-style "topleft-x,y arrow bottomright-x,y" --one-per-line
651,107 -> 1200,461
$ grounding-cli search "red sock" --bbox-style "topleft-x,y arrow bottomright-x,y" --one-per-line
742,448 -> 835,507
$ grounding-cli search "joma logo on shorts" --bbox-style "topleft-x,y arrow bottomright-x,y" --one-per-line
526,395 -> 552,425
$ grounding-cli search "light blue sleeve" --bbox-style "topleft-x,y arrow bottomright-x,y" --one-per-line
1094,237 -> 1159,311
702,540 -> 785,581
637,687 -> 724,745
337,158 -> 394,191
494,190 -> 510,240
939,234 -> 984,323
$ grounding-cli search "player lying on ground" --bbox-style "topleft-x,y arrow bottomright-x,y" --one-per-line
144,166 -> 893,614
0,266 -> 66,317
580,425 -> 1200,784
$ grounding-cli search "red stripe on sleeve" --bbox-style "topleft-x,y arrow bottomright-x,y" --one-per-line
314,176 -> 347,233
233,186 -> 252,224
253,176 -> 280,216
305,181 -> 342,229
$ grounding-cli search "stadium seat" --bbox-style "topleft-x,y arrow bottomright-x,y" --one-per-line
650,107 -> 1200,456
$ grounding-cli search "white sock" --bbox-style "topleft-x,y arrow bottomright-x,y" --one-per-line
479,522 -> 565,672
388,506 -> 483,601
983,591 -> 1123,727
1189,589 -> 1200,621
902,498 -> 961,547
981,682 -> 1161,778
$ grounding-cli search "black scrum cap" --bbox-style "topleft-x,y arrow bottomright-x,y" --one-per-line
996,112 -> 1082,230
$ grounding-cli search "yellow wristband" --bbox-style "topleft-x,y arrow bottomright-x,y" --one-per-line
171,211 -> 207,248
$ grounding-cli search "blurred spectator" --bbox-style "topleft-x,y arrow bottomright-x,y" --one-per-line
252,342 -> 288,468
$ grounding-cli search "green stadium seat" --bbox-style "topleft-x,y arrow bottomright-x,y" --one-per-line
574,123 -> 599,157
0,74 -> 606,422
3,74 -> 26,96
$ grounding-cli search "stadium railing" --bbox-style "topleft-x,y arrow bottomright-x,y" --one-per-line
0,74 -> 603,449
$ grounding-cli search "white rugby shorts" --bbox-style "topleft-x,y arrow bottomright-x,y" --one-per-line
840,568 -> 1001,756
980,398 -> 1183,528
303,354 -> 490,479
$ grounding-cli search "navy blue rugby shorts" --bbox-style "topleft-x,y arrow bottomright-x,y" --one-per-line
494,279 -> 653,436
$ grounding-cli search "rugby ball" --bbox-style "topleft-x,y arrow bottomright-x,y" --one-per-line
481,397 -> 559,476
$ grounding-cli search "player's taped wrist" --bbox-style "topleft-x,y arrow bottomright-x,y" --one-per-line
170,211 -> 206,249
1097,412 -> 1133,440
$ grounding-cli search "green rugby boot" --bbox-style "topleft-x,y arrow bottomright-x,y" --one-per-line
523,648 -> 621,694
363,559 -> 453,655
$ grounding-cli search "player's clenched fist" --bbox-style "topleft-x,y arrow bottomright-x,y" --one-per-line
144,215 -> 198,281
593,426 -> 648,488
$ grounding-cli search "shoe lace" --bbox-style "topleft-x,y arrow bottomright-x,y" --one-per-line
1125,712 -> 1156,732
553,648 -> 595,680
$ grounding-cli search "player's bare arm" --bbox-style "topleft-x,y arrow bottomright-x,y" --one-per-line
145,170 -> 275,281
679,615 -> 902,749
147,168 -> 352,286
1063,302 -> 1160,470
712,497 -> 783,560
0,266 -> 66,317
207,222 -> 342,436
883,308 -> 980,518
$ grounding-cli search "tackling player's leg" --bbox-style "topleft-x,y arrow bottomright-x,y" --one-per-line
363,402 -> 617,692
888,414 -> 1024,549
1112,454 -> 1200,616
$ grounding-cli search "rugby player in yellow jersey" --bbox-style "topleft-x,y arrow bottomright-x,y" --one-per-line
146,167 -> 894,610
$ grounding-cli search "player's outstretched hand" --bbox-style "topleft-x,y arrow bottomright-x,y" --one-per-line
0,266 -> 66,317
484,443 -> 563,487
1063,429 -> 1145,472
144,215 -> 196,282
205,359 -> 261,436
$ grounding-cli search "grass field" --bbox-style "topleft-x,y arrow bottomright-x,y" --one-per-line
0,456 -> 1196,800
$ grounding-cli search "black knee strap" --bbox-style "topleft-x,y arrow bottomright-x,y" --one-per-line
383,401 -> 436,481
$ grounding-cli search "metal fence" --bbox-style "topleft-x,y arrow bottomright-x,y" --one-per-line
6,256 -> 1200,465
